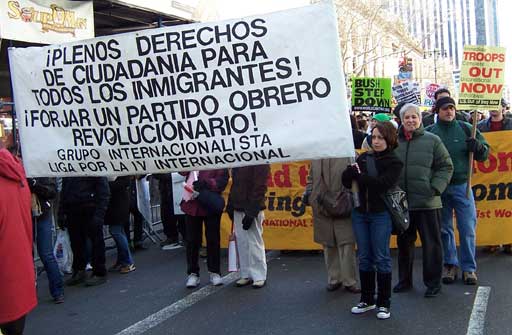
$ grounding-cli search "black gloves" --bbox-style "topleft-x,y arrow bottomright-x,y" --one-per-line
344,165 -> 361,180
466,138 -> 484,154
242,215 -> 255,230
193,180 -> 208,192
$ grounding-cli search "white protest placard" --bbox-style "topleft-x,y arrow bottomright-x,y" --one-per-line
9,1 -> 353,177
392,81 -> 420,104
0,0 -> 94,44
424,83 -> 440,107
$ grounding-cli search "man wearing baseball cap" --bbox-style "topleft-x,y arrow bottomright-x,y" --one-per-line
426,97 -> 489,286
423,89 -> 470,126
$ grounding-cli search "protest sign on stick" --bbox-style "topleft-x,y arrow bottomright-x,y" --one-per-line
9,2 -> 354,177
458,45 -> 506,110
351,77 -> 391,113
424,83 -> 440,107
392,81 -> 420,104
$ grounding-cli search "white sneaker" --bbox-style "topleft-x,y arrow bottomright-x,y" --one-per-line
162,242 -> 182,251
85,263 -> 93,272
351,302 -> 376,314
186,273 -> 200,288
376,307 -> 391,320
209,272 -> 223,286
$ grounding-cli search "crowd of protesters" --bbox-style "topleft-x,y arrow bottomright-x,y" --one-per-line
1,88 -> 511,334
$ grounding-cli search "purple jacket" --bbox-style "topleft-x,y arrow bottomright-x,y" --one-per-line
180,169 -> 229,217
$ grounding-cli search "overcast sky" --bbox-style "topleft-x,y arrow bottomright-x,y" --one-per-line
217,0 -> 511,89
216,0 -> 309,19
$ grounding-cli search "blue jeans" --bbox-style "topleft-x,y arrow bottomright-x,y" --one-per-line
34,210 -> 64,299
440,183 -> 477,272
352,210 -> 392,273
109,225 -> 134,266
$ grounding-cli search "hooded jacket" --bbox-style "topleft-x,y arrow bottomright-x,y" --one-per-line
0,149 -> 37,323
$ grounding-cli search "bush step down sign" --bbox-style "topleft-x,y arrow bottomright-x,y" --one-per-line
9,1 -> 354,177
351,77 -> 392,113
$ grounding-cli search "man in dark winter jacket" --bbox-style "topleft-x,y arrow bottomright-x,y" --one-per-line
477,98 -> 512,133
426,97 -> 489,286
60,177 -> 110,286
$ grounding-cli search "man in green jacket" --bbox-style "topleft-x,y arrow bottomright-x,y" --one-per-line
426,97 -> 489,286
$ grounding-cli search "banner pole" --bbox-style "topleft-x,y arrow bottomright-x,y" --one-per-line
466,114 -> 478,198
7,39 -> 18,155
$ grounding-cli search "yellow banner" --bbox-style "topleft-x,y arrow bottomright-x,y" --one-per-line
458,45 -> 506,110
220,162 -> 318,249
220,131 -> 512,249
472,130 -> 512,245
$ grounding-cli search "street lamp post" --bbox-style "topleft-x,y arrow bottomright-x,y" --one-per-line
423,49 -> 447,83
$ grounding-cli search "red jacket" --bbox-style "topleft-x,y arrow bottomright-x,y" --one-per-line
0,149 -> 37,323
180,169 -> 229,217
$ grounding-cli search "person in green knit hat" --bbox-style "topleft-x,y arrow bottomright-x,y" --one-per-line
426,96 -> 489,286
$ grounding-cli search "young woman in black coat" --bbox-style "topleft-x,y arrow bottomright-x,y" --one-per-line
342,122 -> 403,320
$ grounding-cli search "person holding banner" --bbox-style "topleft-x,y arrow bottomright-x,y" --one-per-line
181,169 -> 229,288
227,165 -> 271,289
426,97 -> 489,285
303,158 -> 359,293
154,173 -> 186,250
105,176 -> 136,274
342,122 -> 403,320
0,145 -> 37,335
60,177 -> 110,287
29,177 -> 65,303
393,103 -> 453,298
477,98 -> 512,254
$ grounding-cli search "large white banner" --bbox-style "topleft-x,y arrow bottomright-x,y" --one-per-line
9,1 -> 354,177
0,0 -> 94,44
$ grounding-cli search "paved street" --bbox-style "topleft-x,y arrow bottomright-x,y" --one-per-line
27,241 -> 511,335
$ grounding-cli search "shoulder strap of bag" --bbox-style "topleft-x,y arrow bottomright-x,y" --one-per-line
366,153 -> 378,177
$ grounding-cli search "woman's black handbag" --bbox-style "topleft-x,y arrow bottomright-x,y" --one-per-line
380,186 -> 410,235
196,189 -> 225,215
366,154 -> 410,235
